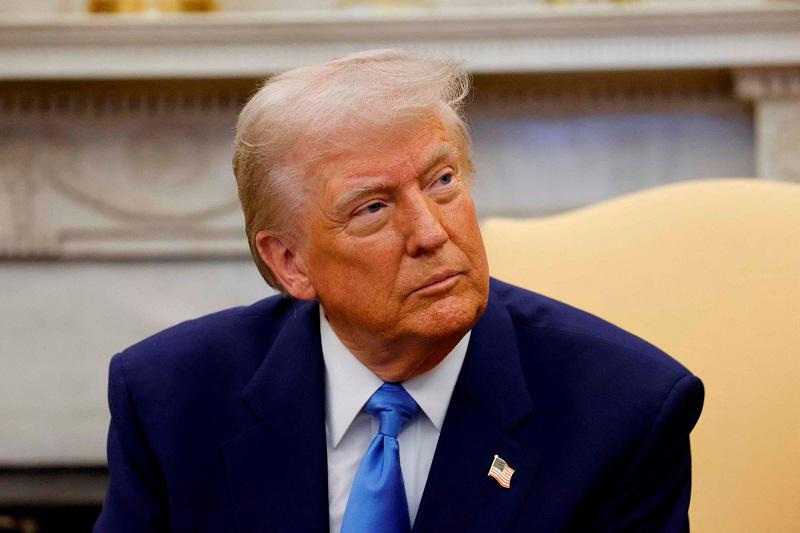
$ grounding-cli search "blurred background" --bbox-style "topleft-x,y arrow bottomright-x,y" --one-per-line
1,0 -> 799,531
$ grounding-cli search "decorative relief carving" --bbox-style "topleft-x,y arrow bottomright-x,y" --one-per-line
0,129 -> 56,257
735,68 -> 800,101
0,81 -> 253,259
471,70 -> 736,116
40,124 -> 240,221
0,82 -> 250,117
769,118 -> 800,183
735,69 -> 800,182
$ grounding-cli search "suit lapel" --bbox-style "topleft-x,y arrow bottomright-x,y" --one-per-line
413,289 -> 541,532
222,299 -> 329,533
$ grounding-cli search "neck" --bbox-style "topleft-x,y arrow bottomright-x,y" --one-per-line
322,313 -> 467,382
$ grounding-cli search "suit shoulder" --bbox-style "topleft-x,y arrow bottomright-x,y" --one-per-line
112,293 -> 297,382
489,278 -> 695,384
489,279 -> 704,448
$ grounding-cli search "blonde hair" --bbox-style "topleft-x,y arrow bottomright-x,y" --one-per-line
232,49 -> 473,292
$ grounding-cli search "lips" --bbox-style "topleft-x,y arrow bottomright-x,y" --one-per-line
413,270 -> 462,293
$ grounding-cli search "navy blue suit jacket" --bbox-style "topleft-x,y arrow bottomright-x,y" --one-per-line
95,278 -> 704,532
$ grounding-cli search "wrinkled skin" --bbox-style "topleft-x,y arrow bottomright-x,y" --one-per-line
257,120 -> 489,381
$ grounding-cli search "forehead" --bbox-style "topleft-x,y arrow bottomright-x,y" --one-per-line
315,120 -> 454,185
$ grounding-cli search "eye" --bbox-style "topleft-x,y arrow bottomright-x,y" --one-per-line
365,202 -> 384,213
354,201 -> 386,217
430,171 -> 456,190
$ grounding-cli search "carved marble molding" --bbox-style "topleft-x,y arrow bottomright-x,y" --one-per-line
752,102 -> 800,183
471,69 -> 737,116
2,2 -> 800,79
0,82 -> 252,259
734,68 -> 800,101
0,80 -> 251,117
734,69 -> 800,182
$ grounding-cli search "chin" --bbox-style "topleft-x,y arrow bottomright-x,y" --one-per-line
402,289 -> 487,340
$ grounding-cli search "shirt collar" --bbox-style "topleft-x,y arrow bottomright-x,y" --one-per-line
319,305 -> 470,448
402,330 -> 470,431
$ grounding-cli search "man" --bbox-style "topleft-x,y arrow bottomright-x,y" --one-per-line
96,50 -> 704,532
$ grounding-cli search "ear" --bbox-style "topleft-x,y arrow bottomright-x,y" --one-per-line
255,230 -> 317,300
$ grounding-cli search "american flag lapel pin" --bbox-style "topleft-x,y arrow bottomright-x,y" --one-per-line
487,454 -> 515,488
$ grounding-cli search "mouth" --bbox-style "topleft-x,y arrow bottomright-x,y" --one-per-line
411,270 -> 463,296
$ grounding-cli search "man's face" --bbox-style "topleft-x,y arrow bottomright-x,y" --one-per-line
299,119 -> 490,347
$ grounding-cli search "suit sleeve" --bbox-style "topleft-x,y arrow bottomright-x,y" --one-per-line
586,373 -> 705,532
94,353 -> 169,532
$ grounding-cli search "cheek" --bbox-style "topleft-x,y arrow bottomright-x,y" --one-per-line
307,232 -> 403,292
445,196 -> 485,251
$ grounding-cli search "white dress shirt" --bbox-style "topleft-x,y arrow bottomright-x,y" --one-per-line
320,307 -> 470,533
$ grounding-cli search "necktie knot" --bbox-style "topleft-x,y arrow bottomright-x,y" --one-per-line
364,382 -> 419,438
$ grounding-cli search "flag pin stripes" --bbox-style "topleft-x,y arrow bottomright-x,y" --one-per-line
487,454 -> 515,488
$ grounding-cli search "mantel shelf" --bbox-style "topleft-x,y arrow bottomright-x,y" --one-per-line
2,1 -> 800,80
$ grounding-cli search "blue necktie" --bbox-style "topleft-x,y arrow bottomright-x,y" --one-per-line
340,382 -> 420,533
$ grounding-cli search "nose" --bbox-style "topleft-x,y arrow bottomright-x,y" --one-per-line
403,191 -> 449,257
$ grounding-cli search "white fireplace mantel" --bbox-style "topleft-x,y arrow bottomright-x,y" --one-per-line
2,1 -> 800,80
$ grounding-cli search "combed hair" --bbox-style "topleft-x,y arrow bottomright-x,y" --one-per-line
232,49 -> 474,292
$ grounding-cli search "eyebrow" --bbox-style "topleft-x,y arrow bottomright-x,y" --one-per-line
332,143 -> 459,214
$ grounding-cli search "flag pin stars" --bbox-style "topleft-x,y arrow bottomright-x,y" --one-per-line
487,454 -> 515,488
